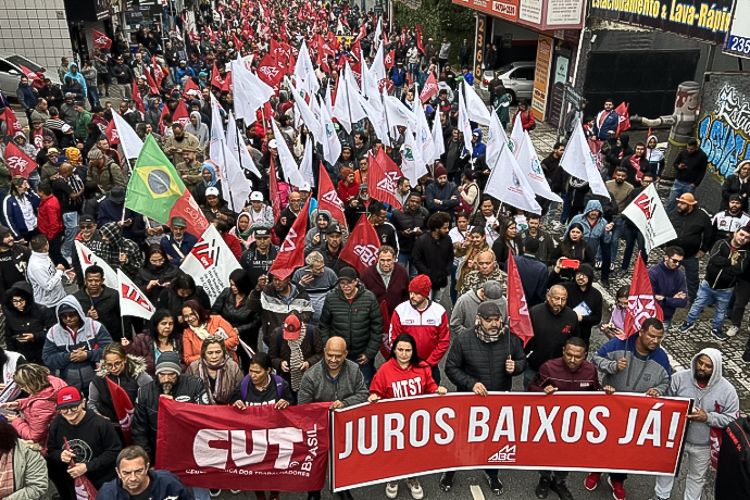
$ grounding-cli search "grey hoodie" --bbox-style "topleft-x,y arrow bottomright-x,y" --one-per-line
185,111 -> 209,148
667,348 -> 739,446
450,290 -> 507,337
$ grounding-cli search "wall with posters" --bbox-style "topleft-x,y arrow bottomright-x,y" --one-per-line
531,35 -> 552,120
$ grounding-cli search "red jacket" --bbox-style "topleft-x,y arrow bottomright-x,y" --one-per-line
337,180 -> 360,203
222,232 -> 243,261
516,109 -> 536,131
389,300 -> 450,367
13,375 -> 67,455
38,195 -> 63,239
369,358 -> 438,399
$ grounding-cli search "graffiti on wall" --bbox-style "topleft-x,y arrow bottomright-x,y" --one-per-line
698,83 -> 750,179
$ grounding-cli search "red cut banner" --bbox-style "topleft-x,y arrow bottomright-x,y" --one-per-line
155,399 -> 330,491
331,393 -> 691,491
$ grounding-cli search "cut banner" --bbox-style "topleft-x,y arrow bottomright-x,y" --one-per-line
331,393 -> 691,491
155,399 -> 330,491
181,225 -> 241,305
75,241 -> 118,288
622,183 -> 677,254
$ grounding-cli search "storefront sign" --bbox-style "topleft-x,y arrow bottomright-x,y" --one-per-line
590,0 -> 733,44
516,0 -> 585,29
475,14 -> 487,78
532,36 -> 553,121
724,0 -> 750,58
452,0 -> 519,22
698,81 -> 750,179
331,393 -> 691,491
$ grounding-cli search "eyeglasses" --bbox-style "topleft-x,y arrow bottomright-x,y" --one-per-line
105,360 -> 124,370
149,258 -> 165,264
668,257 -> 683,265
80,224 -> 95,229
60,406 -> 80,414
11,298 -> 25,304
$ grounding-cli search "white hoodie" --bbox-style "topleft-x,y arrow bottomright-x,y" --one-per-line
26,251 -> 66,307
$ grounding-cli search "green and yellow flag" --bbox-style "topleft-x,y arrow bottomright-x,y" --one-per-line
125,136 -> 208,237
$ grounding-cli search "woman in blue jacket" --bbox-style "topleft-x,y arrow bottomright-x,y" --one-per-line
2,176 -> 40,241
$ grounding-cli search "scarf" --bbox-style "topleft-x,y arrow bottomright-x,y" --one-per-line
476,325 -> 504,344
630,155 -> 644,183
190,324 -> 211,341
198,355 -> 231,404
234,214 -> 253,241
0,451 -> 14,500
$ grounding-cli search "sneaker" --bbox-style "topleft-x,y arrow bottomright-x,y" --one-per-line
584,472 -> 601,491
550,481 -> 574,500
535,476 -> 550,499
487,475 -> 504,495
711,328 -> 728,341
230,491 -> 241,495
615,268 -> 628,278
601,278 -> 611,288
439,473 -> 453,492
608,477 -> 626,500
209,490 -> 221,498
678,321 -> 695,332
742,350 -> 750,364
610,263 -> 616,271
649,496 -> 668,500
727,325 -> 740,337
595,260 -> 602,269
386,482 -> 399,499
407,480 -> 424,500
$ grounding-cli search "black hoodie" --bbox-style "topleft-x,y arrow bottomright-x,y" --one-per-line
715,417 -> 750,500
2,282 -> 55,363
549,263 -> 603,346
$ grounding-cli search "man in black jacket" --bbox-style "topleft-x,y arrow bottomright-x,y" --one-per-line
391,192 -> 429,278
412,212 -> 454,302
549,262 -> 602,347
73,265 -> 123,339
666,138 -> 709,212
667,192 -> 713,302
131,351 -> 208,463
98,446 -> 192,500
525,285 -> 580,389
443,301 -> 526,495
239,227 -> 277,289
715,416 -> 750,500
47,387 -> 122,500
274,191 -> 303,242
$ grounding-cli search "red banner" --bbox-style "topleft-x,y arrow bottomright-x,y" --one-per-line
339,214 -> 381,274
155,399 -> 330,491
4,142 -> 37,179
268,198 -> 310,280
331,393 -> 691,491
106,378 -> 134,444
92,29 -> 112,49
368,149 -> 403,209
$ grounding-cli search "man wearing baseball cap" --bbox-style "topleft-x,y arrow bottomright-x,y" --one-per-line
666,192 -> 713,302
239,226 -> 277,289
175,146 -> 203,192
442,300 -> 526,495
160,216 -> 197,265
47,386 -> 122,500
450,280 -> 506,337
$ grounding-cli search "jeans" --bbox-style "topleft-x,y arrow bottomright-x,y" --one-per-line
621,224 -> 646,270
666,179 -> 695,213
49,232 -> 66,267
731,278 -> 750,328
398,252 -> 417,279
682,256 -> 700,303
87,85 -> 101,108
431,364 -> 441,386
62,211 -> 79,259
686,281 -> 734,329
192,488 -> 211,500
27,173 -> 40,192
559,192 -> 572,224
546,198 -> 562,223
348,353 -> 375,388
540,470 -> 568,482
451,264 -> 459,304
654,443 -> 711,500
523,367 -> 537,391
609,218 -> 626,263
599,240 -> 612,280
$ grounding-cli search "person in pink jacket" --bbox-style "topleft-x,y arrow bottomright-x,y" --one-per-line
0,363 -> 67,455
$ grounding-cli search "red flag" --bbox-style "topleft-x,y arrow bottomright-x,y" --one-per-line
64,438 -> 98,500
151,57 -> 164,87
270,39 -> 287,62
18,65 -> 37,81
232,33 -> 244,51
183,78 -> 201,99
131,80 -> 145,114
144,70 -> 159,95
105,378 -> 134,445
415,25 -> 426,55
340,215 -> 381,274
269,157 -> 282,241
615,102 -> 631,137
618,257 -> 663,340
257,54 -> 282,91
104,119 -> 119,145
211,62 -> 225,90
368,150 -> 404,208
268,198 -> 310,280
171,100 -> 190,128
92,29 -> 112,49
3,108 -> 23,134
4,142 -> 37,179
420,72 -> 439,103
318,163 -> 347,226
506,252 -> 534,347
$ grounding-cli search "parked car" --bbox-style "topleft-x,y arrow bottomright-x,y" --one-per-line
0,51 -> 61,100
480,61 -> 535,103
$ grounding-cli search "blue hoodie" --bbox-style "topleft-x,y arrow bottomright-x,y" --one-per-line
64,61 -> 87,96
566,199 -> 612,254
465,128 -> 486,159
201,162 -> 218,187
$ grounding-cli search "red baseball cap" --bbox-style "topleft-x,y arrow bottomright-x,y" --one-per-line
283,313 -> 301,341
56,386 -> 83,410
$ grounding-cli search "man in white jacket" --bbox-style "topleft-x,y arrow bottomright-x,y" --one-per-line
26,234 -> 73,308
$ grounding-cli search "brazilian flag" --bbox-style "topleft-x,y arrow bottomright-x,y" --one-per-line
125,136 -> 188,224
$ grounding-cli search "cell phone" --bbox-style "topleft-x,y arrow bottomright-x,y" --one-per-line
0,407 -> 19,417
11,333 -> 26,339
561,259 -> 580,270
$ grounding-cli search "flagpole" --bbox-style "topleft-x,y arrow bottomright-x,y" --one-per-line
221,141 -> 237,212
380,90 -> 392,143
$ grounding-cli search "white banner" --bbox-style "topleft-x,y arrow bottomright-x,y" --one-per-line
117,269 -> 155,320
180,225 -> 241,304
622,183 -> 677,254
75,241 -> 118,288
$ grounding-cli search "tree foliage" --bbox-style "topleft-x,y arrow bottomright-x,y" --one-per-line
393,0 -> 475,63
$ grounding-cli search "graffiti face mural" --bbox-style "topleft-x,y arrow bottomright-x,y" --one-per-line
699,84 -> 750,179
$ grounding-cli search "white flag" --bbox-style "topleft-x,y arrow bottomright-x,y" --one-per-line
290,85 -> 323,139
516,131 -> 563,203
226,112 -> 261,179
622,183 -> 677,254
356,91 -> 390,147
111,112 -> 144,160
484,140 -> 542,214
509,112 -> 525,155
232,55 -> 274,121
463,81 -> 491,126
485,111 -> 507,170
299,138 -> 315,187
319,102 -> 342,166
432,112 -> 445,160
383,90 -> 416,134
118,269 -> 155,320
75,241 -> 118,289
332,64 -> 367,134
294,40 -> 319,97
401,126 -> 427,186
209,94 -> 225,163
370,41 -> 387,82
457,91 -> 473,155
559,121 -> 610,198
219,141 -> 252,212
413,96 -> 435,166
272,120 -> 306,189
180,225 -> 241,305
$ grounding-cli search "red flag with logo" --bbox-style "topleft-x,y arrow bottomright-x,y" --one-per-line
104,119 -> 119,145
618,257 -> 663,340
506,252 -> 534,346
318,163 -> 347,226
92,29 -> 112,49
171,100 -> 190,128
131,80 -> 145,114
415,25 -> 426,55
615,102 -> 631,137
368,150 -> 404,208
385,50 -> 395,70
2,108 -> 22,134
144,69 -> 159,95
4,142 -> 37,179
211,62 -> 225,90
64,438 -> 98,500
257,54 -> 282,91
420,72 -> 439,103
151,57 -> 164,88
268,198 -> 310,280
106,378 -> 134,445
340,215 -> 381,274
183,78 -> 201,99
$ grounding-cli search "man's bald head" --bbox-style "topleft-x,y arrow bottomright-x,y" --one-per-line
547,285 -> 568,314
326,337 -> 347,352
324,337 -> 347,373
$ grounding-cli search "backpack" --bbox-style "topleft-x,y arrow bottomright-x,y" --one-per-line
239,373 -> 284,401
